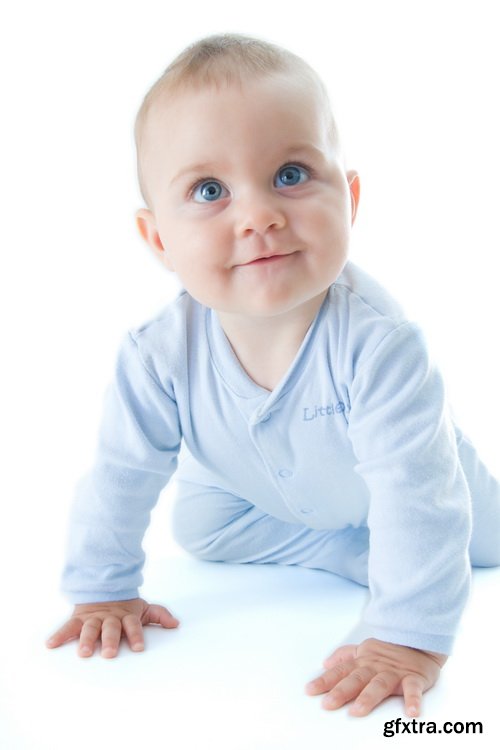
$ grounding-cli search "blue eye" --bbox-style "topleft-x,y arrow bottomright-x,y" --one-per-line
275,164 -> 309,188
192,180 -> 228,202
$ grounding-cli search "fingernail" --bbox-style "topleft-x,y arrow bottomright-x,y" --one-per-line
322,696 -> 337,709
79,646 -> 91,656
131,643 -> 144,652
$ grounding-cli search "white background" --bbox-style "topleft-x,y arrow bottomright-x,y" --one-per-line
1,1 -> 499,748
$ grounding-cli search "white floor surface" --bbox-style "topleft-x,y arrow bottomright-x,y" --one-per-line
1,552 -> 498,750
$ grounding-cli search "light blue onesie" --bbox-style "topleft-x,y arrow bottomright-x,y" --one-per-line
61,261 -> 500,654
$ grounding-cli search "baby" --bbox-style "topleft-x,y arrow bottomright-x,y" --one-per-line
47,33 -> 500,718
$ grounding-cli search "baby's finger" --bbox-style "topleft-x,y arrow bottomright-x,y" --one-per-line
321,667 -> 374,710
348,671 -> 401,717
305,659 -> 355,696
122,614 -> 145,652
78,617 -> 103,657
323,644 -> 357,669
143,604 -> 180,629
46,618 -> 83,648
402,674 -> 425,717
100,615 -> 123,658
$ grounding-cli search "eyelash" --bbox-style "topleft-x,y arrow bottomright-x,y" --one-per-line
187,161 -> 316,200
281,161 -> 316,179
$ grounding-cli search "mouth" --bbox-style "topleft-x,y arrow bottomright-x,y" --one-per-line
237,251 -> 298,267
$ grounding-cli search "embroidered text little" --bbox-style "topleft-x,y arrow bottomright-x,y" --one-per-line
303,402 -> 346,421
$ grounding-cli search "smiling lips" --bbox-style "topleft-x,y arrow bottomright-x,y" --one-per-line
238,251 -> 298,267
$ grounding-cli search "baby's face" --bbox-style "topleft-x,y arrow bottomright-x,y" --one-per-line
136,73 -> 359,320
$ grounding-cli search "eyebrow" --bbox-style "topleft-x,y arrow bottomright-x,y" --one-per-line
281,143 -> 325,160
170,161 -> 221,187
170,143 -> 325,187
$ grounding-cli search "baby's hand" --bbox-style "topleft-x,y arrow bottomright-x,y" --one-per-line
46,598 -> 180,658
305,638 -> 447,717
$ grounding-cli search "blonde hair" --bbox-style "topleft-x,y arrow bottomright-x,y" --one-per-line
134,33 -> 338,207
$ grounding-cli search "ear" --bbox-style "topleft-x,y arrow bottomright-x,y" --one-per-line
135,209 -> 175,271
346,170 -> 360,225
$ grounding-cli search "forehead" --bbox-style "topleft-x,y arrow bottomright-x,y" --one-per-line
142,74 -> 335,187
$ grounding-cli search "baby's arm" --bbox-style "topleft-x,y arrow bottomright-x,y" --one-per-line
306,638 -> 447,717
56,332 -> 182,637
305,323 -> 470,715
46,598 -> 179,657
346,323 -> 471,652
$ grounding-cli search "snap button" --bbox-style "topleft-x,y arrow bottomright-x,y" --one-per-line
278,469 -> 293,478
261,413 -> 272,422
299,508 -> 314,515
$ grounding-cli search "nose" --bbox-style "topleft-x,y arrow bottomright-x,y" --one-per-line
233,190 -> 286,237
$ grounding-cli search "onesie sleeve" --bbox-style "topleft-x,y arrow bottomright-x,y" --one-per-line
346,322 -> 472,655
61,331 -> 181,603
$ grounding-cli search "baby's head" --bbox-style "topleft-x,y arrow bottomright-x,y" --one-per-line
134,34 -> 360,319
135,34 -> 341,209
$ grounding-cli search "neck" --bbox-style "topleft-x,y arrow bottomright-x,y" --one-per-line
216,292 -> 327,390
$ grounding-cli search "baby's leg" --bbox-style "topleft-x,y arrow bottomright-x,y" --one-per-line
171,480 -> 369,586
456,426 -> 500,567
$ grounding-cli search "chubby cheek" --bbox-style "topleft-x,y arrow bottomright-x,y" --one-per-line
163,240 -> 232,308
158,225 -> 199,272
167,218 -> 228,261
300,198 -> 351,255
